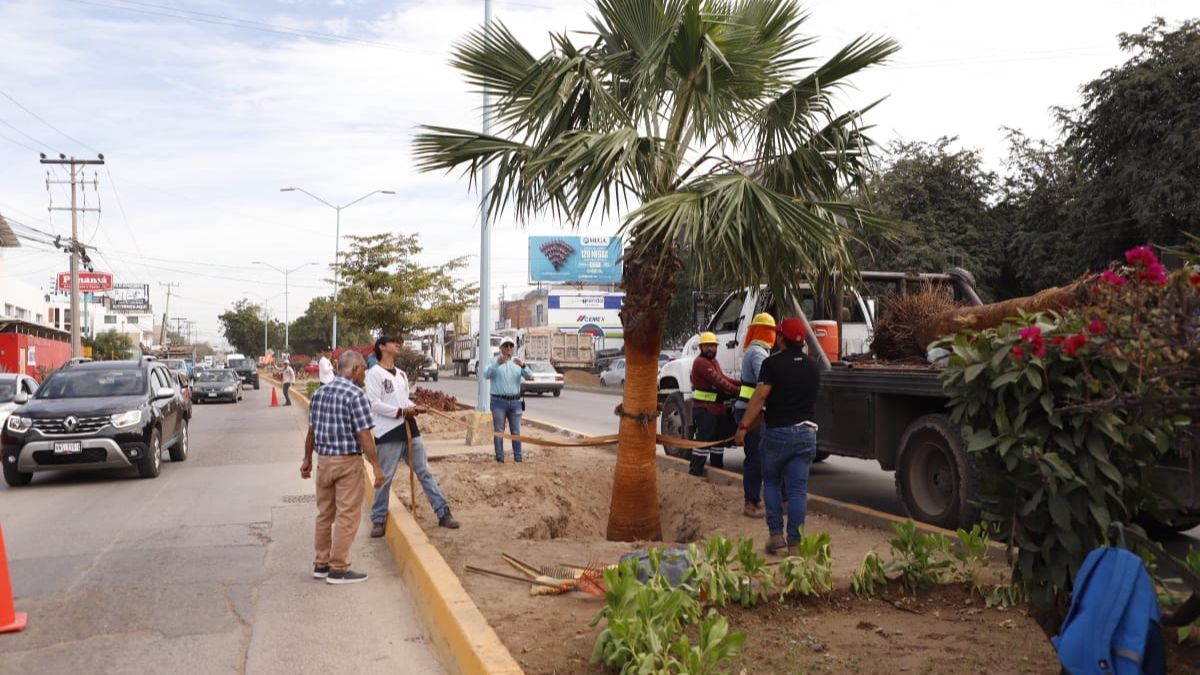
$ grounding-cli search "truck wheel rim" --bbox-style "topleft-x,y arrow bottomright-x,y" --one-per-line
909,439 -> 953,517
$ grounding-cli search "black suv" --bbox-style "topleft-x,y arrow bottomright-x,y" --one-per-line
1,359 -> 189,486
227,358 -> 259,390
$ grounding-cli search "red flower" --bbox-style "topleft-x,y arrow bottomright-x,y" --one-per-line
1087,319 -> 1107,335
1011,346 -> 1025,360
1099,270 -> 1127,288
1018,326 -> 1042,343
1136,261 -> 1168,286
1051,336 -> 1065,345
1034,346 -> 1047,358
1063,333 -> 1088,357
1125,245 -> 1159,267
1190,272 -> 1200,289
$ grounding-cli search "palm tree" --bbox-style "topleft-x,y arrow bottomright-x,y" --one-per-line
415,0 -> 898,541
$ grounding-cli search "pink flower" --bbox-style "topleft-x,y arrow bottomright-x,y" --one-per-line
1063,333 -> 1088,357
1099,270 -> 1127,288
1190,272 -> 1200,289
1125,245 -> 1159,267
1052,336 -> 1065,346
1011,346 -> 1025,360
1034,346 -> 1047,358
1136,261 -> 1168,286
1088,319 -> 1107,335
1018,326 -> 1042,343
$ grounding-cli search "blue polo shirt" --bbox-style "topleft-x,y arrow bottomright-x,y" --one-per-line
484,357 -> 532,396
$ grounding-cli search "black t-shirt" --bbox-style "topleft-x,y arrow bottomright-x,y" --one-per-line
758,346 -> 821,427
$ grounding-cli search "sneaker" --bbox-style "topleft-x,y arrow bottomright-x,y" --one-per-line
765,534 -> 787,555
743,502 -> 764,518
370,522 -> 385,538
438,508 -> 460,529
326,569 -> 368,585
312,564 -> 331,579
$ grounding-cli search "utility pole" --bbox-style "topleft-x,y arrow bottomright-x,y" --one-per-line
41,153 -> 104,358
477,0 -> 495,412
159,282 -> 179,346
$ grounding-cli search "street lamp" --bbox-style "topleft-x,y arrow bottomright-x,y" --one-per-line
244,290 -> 285,358
279,187 -> 396,349
252,261 -> 318,352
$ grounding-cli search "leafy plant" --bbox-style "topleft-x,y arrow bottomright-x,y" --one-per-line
590,559 -> 702,673
668,610 -> 748,674
939,247 -> 1199,625
886,519 -> 952,593
851,551 -> 889,598
778,533 -> 834,598
411,387 -> 459,412
305,381 -> 320,398
732,537 -> 775,605
950,523 -> 993,596
690,536 -> 765,608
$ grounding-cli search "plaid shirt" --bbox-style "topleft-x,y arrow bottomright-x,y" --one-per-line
308,376 -> 374,456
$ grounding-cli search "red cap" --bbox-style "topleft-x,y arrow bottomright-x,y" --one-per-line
779,318 -> 806,342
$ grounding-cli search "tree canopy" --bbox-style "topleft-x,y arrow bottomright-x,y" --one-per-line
217,300 -> 285,357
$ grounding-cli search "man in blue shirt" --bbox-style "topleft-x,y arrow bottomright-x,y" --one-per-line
484,337 -> 533,462
302,351 -> 386,584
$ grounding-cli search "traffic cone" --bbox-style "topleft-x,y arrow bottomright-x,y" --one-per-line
0,523 -> 27,633
270,387 -> 279,407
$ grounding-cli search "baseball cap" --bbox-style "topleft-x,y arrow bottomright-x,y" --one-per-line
779,318 -> 806,343
499,337 -> 516,347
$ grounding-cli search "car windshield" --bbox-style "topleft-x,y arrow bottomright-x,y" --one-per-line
0,381 -> 15,403
528,362 -> 556,373
162,360 -> 186,371
197,370 -> 237,382
37,369 -> 145,398
610,360 -> 625,370
228,359 -> 253,369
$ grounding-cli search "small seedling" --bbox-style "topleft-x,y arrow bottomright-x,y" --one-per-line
887,519 -> 953,593
851,551 -> 888,598
778,532 -> 834,598
951,522 -> 993,596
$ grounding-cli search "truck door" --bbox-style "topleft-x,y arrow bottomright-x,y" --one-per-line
705,291 -> 748,379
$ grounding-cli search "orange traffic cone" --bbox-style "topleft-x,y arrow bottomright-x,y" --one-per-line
0,523 -> 27,633
270,387 -> 279,407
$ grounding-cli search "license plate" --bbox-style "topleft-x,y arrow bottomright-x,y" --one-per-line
53,441 -> 82,455
207,392 -> 218,397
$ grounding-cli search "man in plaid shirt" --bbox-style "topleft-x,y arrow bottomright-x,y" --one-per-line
301,351 -> 386,585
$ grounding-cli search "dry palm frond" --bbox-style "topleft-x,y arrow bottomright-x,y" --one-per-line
871,285 -> 961,360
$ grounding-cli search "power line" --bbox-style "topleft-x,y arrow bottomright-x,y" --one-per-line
0,129 -> 43,154
0,87 -> 99,153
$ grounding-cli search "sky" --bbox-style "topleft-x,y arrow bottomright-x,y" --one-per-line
0,0 -> 1194,345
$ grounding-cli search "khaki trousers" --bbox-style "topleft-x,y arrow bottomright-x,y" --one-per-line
314,455 -> 365,571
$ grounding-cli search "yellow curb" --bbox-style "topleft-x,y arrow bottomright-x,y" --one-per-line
361,464 -> 524,675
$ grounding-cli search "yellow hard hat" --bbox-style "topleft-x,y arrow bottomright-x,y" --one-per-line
698,331 -> 719,345
750,312 -> 776,329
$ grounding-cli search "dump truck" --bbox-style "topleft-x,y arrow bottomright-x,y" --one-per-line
521,327 -> 595,371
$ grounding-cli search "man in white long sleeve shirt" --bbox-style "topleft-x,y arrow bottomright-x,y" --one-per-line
364,335 -> 458,537
318,348 -> 335,385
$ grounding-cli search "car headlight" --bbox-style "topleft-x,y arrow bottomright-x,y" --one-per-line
110,410 -> 143,429
6,415 -> 31,433
224,385 -> 238,392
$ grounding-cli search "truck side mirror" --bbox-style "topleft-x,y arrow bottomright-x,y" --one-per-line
13,391 -> 29,405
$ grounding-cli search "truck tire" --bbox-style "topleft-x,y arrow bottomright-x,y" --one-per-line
2,460 -> 32,487
169,421 -> 189,462
894,414 -> 979,529
660,392 -> 693,461
138,428 -> 163,479
253,379 -> 260,390
432,372 -> 439,382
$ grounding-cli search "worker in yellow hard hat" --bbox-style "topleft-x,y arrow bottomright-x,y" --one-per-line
688,331 -> 740,476
734,313 -> 779,518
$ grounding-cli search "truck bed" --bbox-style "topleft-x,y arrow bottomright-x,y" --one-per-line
822,362 -> 946,399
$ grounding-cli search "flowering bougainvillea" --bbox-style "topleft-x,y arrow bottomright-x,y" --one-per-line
938,244 -> 1200,631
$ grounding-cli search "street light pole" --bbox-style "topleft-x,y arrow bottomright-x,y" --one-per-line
252,262 -> 317,352
279,187 -> 395,349
477,0 -> 494,413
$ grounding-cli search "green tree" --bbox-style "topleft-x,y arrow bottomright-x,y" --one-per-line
289,296 -> 372,354
1059,18 -> 1200,272
416,0 -> 897,540
218,300 -> 285,357
862,138 -> 1003,298
90,330 -> 133,360
332,233 -> 475,336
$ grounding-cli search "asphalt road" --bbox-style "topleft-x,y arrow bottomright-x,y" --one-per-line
0,384 -> 443,675
429,374 -> 1200,548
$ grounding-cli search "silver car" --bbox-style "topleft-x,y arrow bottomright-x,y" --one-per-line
0,374 -> 39,430
599,358 -> 625,387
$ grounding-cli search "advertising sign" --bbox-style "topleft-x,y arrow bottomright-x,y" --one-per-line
56,271 -> 113,292
529,236 -> 622,283
546,292 -> 625,348
109,283 -> 150,311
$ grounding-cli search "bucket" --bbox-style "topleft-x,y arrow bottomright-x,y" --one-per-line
811,320 -> 840,362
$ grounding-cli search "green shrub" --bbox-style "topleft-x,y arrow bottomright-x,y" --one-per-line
850,551 -> 888,598
778,532 -> 833,598
306,381 -> 320,398
886,519 -> 952,593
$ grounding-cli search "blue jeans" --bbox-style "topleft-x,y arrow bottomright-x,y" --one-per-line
761,426 -> 816,544
734,407 -> 763,504
490,397 -> 523,461
370,435 -> 449,523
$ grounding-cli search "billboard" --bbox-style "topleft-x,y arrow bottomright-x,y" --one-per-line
109,283 -> 150,311
529,236 -> 622,283
56,271 -> 113,292
547,292 -> 625,348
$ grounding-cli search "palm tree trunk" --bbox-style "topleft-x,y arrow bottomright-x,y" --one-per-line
606,252 -> 680,541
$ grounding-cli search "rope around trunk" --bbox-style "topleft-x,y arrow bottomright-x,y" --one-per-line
423,407 -> 733,449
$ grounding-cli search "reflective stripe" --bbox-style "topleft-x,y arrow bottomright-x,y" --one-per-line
738,385 -> 756,400
693,390 -> 718,402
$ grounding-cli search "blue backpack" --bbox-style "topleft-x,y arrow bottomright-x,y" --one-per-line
1052,547 -> 1166,675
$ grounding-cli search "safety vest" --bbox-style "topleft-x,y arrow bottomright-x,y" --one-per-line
693,389 -> 719,403
738,382 -> 756,401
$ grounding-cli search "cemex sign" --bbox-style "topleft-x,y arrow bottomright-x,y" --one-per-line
56,271 -> 112,292
529,236 -> 622,284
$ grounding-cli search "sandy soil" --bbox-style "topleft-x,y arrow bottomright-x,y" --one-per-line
401,414 -> 1200,674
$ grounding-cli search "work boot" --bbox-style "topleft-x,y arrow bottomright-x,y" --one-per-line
369,522 -> 385,538
438,508 -> 460,529
765,533 -> 787,555
688,454 -> 707,477
743,501 -> 764,518
785,543 -> 801,557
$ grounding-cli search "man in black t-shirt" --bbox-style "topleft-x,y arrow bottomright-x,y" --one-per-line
734,317 -> 822,556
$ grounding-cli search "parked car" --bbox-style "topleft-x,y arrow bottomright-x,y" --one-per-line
600,358 -> 626,387
419,356 -> 439,382
227,357 -> 260,389
0,374 -> 39,431
1,358 -> 189,485
192,369 -> 242,404
521,361 -> 564,397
